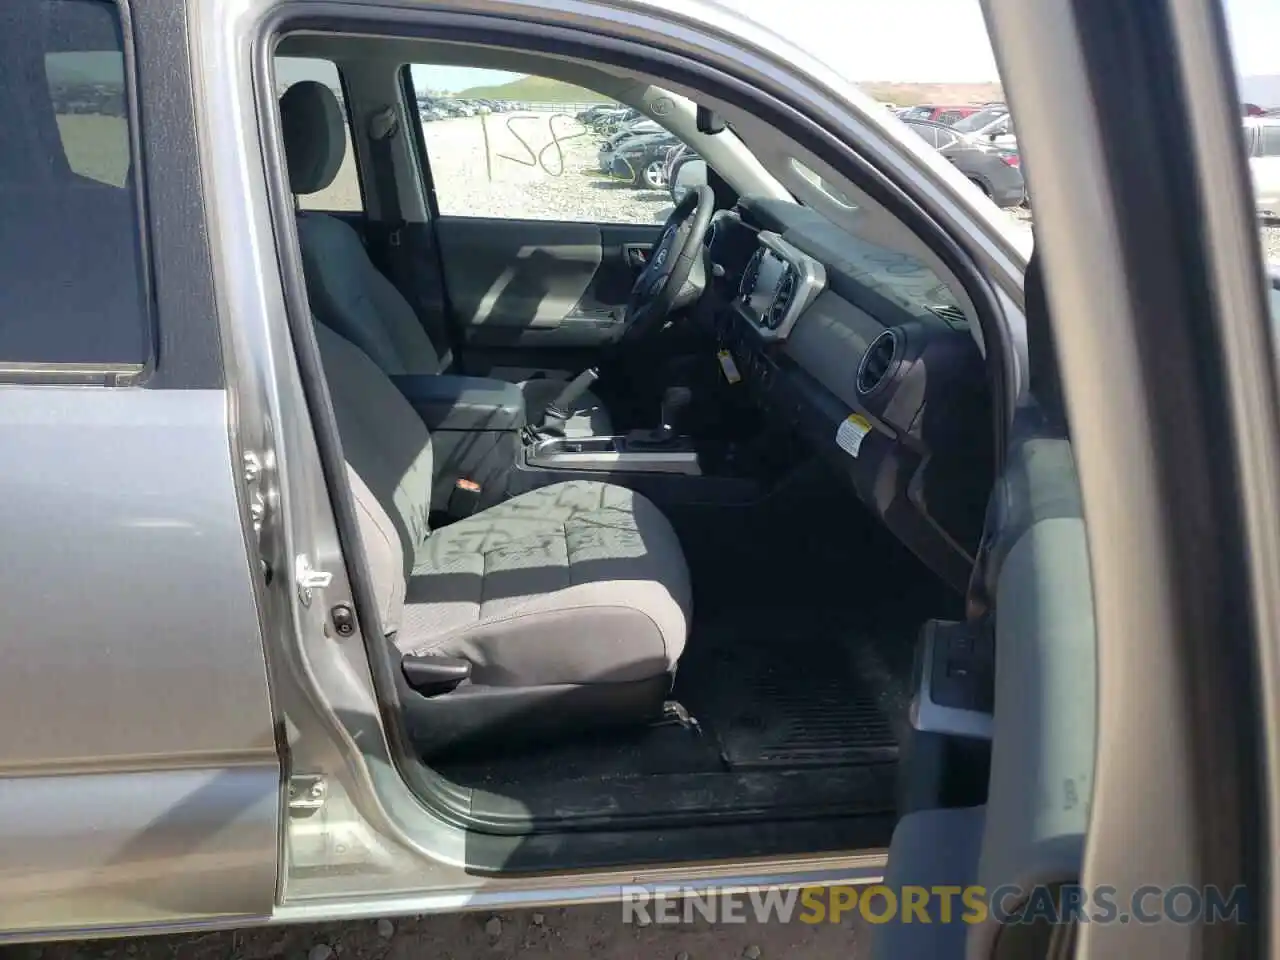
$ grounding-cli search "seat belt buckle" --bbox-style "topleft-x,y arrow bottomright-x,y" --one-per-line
448,478 -> 483,518
388,228 -> 402,247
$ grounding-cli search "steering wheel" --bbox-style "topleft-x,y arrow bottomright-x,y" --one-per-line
620,185 -> 715,343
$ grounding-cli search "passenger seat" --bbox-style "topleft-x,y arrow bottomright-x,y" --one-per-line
314,321 -> 691,756
280,81 -> 610,437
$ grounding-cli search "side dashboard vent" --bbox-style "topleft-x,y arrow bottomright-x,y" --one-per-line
924,303 -> 969,329
856,329 -> 900,396
766,267 -> 797,329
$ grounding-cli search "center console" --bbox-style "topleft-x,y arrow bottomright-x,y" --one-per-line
393,371 -> 765,514
391,374 -> 525,512
524,434 -> 700,475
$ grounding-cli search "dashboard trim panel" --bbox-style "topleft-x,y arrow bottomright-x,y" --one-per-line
734,231 -> 827,342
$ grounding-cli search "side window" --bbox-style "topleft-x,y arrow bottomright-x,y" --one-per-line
936,129 -> 960,149
1,0 -> 148,369
275,58 -> 363,212
407,64 -> 691,224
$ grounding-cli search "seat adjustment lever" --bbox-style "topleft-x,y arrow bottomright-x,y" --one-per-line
401,654 -> 471,696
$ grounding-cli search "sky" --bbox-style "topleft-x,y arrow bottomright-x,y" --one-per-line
727,0 -> 1280,82
282,0 -> 1280,95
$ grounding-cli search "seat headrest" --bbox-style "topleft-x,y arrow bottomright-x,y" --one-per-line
280,81 -> 346,195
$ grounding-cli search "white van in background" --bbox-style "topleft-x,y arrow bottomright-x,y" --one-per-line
1245,116 -> 1280,220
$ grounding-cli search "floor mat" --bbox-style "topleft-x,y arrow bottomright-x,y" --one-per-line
677,605 -> 914,771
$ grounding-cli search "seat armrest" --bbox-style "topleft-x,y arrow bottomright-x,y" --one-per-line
391,375 -> 525,432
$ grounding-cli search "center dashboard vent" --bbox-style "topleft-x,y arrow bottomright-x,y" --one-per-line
739,249 -> 763,301
766,267 -> 797,329
856,330 -> 900,396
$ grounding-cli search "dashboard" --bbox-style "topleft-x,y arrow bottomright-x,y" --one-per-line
708,197 -> 993,590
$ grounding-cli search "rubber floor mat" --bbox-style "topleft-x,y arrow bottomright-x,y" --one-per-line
677,608 -> 909,770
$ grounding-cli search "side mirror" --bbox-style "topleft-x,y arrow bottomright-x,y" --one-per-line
697,105 -> 727,134
670,158 -> 708,203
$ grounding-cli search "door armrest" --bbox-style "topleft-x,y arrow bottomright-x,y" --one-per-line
391,375 -> 525,432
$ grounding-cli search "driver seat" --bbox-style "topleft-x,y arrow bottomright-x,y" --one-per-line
280,80 -> 610,437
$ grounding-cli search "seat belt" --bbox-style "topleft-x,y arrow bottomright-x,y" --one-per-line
365,105 -> 455,371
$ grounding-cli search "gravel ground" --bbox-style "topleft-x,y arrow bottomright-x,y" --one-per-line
12,905 -> 868,960
303,113 -> 673,225
1261,223 -> 1280,263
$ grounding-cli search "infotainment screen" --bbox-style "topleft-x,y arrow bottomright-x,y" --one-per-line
745,249 -> 788,322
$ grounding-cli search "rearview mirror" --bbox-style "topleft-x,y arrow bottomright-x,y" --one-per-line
697,105 -> 726,134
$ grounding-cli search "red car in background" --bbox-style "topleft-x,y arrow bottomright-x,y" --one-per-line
900,104 -> 983,125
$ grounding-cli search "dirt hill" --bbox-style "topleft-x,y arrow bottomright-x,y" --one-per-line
456,76 -> 610,102
860,81 -> 1004,106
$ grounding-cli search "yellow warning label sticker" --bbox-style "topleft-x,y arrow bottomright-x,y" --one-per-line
836,413 -> 872,458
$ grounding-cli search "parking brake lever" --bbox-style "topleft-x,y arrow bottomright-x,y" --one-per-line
538,367 -> 600,437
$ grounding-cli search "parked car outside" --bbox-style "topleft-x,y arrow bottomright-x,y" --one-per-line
951,106 -> 1018,149
899,103 -> 983,125
596,118 -> 664,170
606,131 -> 682,187
594,108 -> 644,136
902,117 -> 1026,207
1245,116 -> 1280,220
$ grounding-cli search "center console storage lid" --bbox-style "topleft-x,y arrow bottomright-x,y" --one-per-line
391,374 -> 525,432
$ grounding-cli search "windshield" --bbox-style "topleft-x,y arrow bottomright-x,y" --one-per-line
952,107 -> 1007,133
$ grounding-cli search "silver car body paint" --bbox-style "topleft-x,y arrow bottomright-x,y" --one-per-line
0,389 -> 279,937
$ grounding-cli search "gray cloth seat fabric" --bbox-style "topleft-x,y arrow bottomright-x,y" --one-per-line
280,80 -> 609,437
401,482 -> 689,685
314,320 -> 691,692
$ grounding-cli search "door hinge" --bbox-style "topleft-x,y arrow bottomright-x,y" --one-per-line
295,555 -> 333,607
288,775 -> 327,812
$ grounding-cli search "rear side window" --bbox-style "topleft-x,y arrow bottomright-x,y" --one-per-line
0,0 -> 148,371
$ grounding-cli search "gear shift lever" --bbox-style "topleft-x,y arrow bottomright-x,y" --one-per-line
627,386 -> 692,450
658,386 -> 692,441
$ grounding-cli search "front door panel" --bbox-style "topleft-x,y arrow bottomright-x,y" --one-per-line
435,216 -> 662,352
